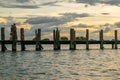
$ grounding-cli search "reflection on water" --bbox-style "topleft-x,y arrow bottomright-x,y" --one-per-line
0,45 -> 120,80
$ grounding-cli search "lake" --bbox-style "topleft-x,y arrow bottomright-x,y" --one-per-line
0,45 -> 120,80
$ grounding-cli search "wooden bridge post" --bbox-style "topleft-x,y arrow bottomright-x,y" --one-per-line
56,28 -> 60,50
1,28 -> 6,52
53,29 -> 57,50
99,30 -> 104,50
53,28 -> 60,50
11,24 -> 17,52
73,29 -> 76,49
70,29 -> 76,50
36,29 -> 42,51
86,29 -> 89,50
115,30 -> 118,49
20,28 -> 25,51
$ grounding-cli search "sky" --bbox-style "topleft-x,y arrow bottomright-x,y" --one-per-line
0,0 -> 120,40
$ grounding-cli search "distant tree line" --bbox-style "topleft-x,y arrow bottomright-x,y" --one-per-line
33,36 -> 98,41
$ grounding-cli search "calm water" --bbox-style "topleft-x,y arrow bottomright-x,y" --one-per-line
0,45 -> 120,80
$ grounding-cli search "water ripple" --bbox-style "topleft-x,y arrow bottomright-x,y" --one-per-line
0,45 -> 120,80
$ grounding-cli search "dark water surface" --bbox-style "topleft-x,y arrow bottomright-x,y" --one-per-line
0,45 -> 120,80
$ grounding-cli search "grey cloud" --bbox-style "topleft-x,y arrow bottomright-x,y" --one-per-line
26,17 -> 59,24
59,13 -> 90,18
0,3 -> 39,9
92,27 -> 111,33
101,13 -> 110,15
102,23 -> 112,27
75,0 -> 99,5
75,0 -> 120,6
0,0 -> 39,9
0,0 -> 63,9
71,23 -> 93,28
16,0 -> 31,3
25,13 -> 91,39
104,27 -> 111,33
41,1 -> 62,6
11,5 -> 39,9
92,23 -> 112,33
26,13 -> 90,25
114,22 -> 120,28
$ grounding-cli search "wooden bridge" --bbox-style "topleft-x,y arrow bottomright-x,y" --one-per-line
0,26 -> 119,52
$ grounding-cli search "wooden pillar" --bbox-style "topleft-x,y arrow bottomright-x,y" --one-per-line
115,30 -> 118,49
73,29 -> 76,49
86,29 -> 89,50
53,30 -> 57,50
56,28 -> 60,50
99,30 -> 104,50
35,29 -> 37,50
20,28 -> 25,51
36,29 -> 42,51
1,28 -> 6,52
70,29 -> 73,50
12,24 -> 17,52
37,29 -> 41,41
112,39 -> 114,49
70,29 -> 76,50
53,28 -> 60,50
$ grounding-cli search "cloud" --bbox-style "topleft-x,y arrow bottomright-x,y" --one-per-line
24,13 -> 91,39
40,1 -> 63,6
71,23 -> 93,28
25,16 -> 59,24
104,27 -> 111,33
25,13 -> 90,25
0,0 -> 63,9
0,0 -> 39,9
0,18 -> 7,23
74,0 -> 120,6
75,0 -> 99,5
92,23 -> 112,33
92,27 -> 111,33
102,23 -> 112,27
16,0 -> 31,3
9,5 -> 39,9
92,29 -> 100,33
114,22 -> 120,28
25,13 -> 91,36
101,13 -> 110,15
59,13 -> 90,18
17,23 -> 31,30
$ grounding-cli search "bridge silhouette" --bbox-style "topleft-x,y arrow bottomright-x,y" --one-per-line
0,24 -> 119,52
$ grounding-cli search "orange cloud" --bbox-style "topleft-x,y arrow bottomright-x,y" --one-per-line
74,28 -> 96,32
60,33 -> 69,37
104,32 -> 114,37
0,18 -> 7,23
17,23 -> 32,30
50,32 -> 69,37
